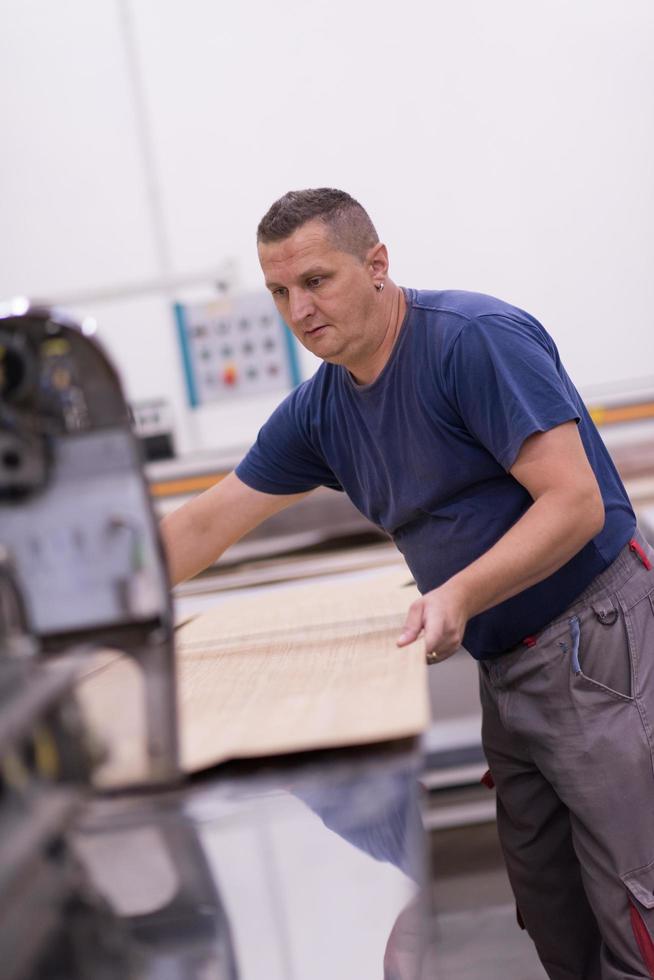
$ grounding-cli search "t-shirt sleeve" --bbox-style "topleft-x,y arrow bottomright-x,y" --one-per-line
444,314 -> 581,471
235,385 -> 342,494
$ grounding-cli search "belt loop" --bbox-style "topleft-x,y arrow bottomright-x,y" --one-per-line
630,538 -> 652,571
592,598 -> 619,625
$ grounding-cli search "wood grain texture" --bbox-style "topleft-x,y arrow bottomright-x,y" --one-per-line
177,565 -> 418,654
75,566 -> 428,784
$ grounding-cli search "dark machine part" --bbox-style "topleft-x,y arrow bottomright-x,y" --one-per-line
0,316 -> 127,498
0,325 -> 49,499
0,305 -> 178,784
0,547 -> 132,980
0,660 -> 102,980
0,545 -> 36,659
73,796 -> 239,980
130,399 -> 176,462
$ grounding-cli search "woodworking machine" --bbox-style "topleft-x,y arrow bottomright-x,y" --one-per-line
0,302 -> 178,782
0,304 -> 181,979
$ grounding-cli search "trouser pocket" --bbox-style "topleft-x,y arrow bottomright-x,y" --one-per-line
568,598 -> 634,700
622,861 -> 654,978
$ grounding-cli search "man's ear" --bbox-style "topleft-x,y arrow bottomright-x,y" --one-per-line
365,242 -> 389,285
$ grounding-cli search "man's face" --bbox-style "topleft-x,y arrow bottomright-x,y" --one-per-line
258,219 -> 381,370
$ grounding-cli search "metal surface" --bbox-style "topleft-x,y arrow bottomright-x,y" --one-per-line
72,741 -> 430,980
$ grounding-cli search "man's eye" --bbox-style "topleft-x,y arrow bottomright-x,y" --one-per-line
272,287 -> 287,298
307,277 -> 323,289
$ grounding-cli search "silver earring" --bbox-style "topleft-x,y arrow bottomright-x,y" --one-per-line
375,282 -> 385,293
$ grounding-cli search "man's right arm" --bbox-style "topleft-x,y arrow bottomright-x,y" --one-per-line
159,470 -> 311,586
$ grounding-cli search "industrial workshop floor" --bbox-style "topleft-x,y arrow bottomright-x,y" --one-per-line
428,818 -> 547,979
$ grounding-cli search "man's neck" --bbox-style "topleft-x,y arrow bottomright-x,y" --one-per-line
348,283 -> 407,385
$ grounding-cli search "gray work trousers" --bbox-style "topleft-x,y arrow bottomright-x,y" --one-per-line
479,531 -> 654,979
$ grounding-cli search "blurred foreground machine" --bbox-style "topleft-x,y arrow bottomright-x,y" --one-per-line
0,549 -> 123,979
0,305 -> 181,978
0,304 -> 177,780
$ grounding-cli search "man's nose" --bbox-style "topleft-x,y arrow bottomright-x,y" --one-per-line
288,289 -> 315,325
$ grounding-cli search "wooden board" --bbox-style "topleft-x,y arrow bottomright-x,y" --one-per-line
75,566 -> 429,785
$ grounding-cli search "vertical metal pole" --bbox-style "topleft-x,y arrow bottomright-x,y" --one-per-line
115,0 -> 175,286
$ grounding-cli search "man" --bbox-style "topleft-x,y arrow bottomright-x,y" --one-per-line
162,188 -> 654,979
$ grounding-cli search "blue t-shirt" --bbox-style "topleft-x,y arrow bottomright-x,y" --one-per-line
236,289 -> 635,660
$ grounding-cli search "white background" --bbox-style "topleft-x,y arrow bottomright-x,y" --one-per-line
2,0 -> 653,454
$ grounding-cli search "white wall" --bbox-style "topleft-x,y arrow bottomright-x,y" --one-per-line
2,0 -> 653,454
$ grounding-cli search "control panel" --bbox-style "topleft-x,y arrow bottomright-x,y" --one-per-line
174,291 -> 301,408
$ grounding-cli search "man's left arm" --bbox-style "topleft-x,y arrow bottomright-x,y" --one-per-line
397,421 -> 605,659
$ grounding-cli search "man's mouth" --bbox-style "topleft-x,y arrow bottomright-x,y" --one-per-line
305,324 -> 329,338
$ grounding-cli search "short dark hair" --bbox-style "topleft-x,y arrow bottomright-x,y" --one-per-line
257,188 -> 378,260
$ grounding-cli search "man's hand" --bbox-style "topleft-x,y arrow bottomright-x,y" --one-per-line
395,422 -> 605,663
397,581 -> 468,662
